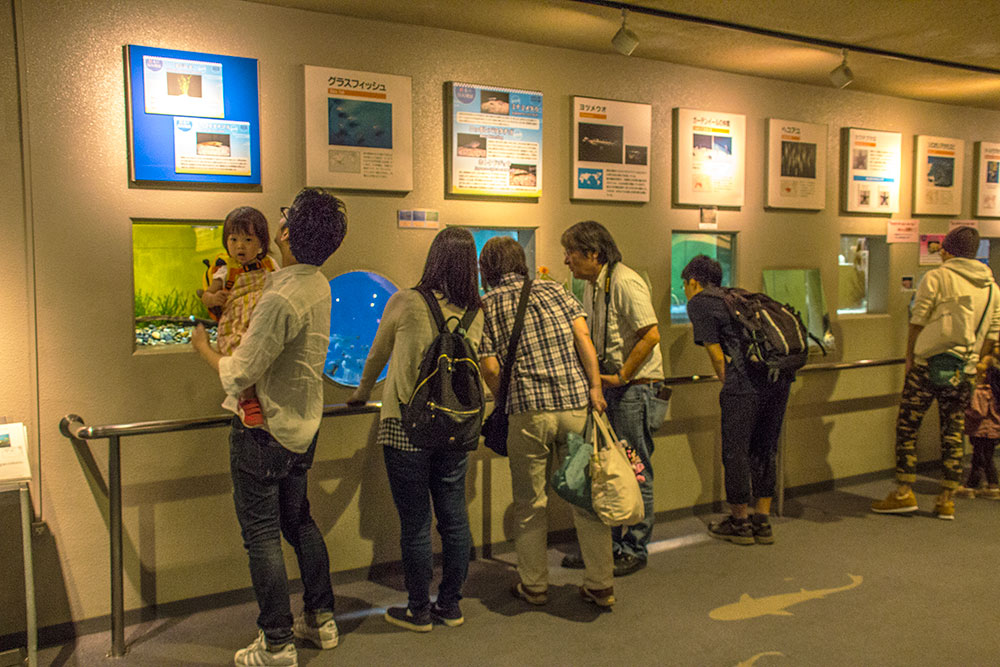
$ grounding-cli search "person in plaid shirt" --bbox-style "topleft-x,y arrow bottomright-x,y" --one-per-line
478,237 -> 615,608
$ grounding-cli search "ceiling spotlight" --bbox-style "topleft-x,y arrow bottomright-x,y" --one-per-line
612,8 -> 639,56
829,49 -> 854,88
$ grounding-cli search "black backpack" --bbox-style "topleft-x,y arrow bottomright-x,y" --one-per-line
708,286 -> 823,381
399,288 -> 484,451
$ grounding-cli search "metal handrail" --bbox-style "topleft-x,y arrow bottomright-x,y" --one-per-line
58,356 -> 903,657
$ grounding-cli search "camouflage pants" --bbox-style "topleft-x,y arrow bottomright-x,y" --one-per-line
894,364 -> 971,488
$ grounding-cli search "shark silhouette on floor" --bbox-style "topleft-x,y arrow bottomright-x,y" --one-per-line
710,574 -> 863,621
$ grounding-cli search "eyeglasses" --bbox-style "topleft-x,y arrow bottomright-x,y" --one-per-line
280,206 -> 292,220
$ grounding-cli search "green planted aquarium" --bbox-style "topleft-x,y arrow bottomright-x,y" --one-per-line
133,221 -> 223,348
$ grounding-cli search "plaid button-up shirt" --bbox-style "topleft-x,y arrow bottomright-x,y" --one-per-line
479,274 -> 590,415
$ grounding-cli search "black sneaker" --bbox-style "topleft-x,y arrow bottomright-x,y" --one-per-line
708,516 -> 754,545
384,606 -> 432,632
612,553 -> 647,577
561,552 -> 585,569
430,601 -> 464,627
750,514 -> 774,545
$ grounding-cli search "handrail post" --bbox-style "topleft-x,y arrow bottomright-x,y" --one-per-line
108,435 -> 125,658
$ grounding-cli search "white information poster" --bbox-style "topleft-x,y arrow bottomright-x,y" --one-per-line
887,219 -> 919,243
173,118 -> 251,175
844,128 -> 901,213
765,118 -> 826,209
571,96 -> 650,202
448,82 -> 543,197
674,108 -> 745,207
974,141 -> 1000,218
304,66 -> 413,192
142,55 -> 224,118
0,423 -> 30,483
913,135 -> 964,215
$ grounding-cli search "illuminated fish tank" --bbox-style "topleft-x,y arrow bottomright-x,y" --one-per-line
326,271 -> 398,387
133,220 -> 224,349
463,227 -> 536,293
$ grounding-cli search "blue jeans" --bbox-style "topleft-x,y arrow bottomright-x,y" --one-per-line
604,382 -> 660,560
383,446 -> 471,612
230,419 -> 335,646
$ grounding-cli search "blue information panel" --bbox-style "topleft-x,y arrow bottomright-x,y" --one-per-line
126,45 -> 261,185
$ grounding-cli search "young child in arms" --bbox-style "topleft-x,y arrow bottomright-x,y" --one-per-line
199,206 -> 278,427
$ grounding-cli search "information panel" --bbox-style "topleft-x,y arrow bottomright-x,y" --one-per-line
571,96 -> 650,202
913,135 -> 964,216
304,66 -> 412,192
126,45 -> 260,186
0,423 -> 30,483
674,108 -> 745,207
766,118 -> 827,210
447,82 -> 542,197
843,128 -> 901,214
974,141 -> 1000,218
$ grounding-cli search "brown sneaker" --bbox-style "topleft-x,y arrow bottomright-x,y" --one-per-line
871,489 -> 918,514
976,487 -> 1000,499
953,486 -> 976,499
580,586 -> 615,608
934,499 -> 955,520
511,582 -> 547,606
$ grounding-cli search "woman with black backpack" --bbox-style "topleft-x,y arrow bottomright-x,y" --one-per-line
348,227 -> 484,632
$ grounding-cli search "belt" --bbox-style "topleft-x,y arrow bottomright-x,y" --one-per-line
628,377 -> 661,385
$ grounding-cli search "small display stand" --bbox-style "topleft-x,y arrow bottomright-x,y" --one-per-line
0,422 -> 36,667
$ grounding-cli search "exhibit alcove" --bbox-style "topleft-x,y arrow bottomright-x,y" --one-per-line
325,271 -> 398,387
670,232 -> 734,322
464,226 -> 536,292
133,221 -> 223,348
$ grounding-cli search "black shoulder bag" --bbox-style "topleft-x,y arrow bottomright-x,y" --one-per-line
482,279 -> 533,456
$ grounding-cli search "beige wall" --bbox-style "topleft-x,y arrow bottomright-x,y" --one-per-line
4,0 -> 1000,636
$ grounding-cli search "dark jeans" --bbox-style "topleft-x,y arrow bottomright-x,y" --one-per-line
230,419 -> 334,646
383,446 -> 471,612
967,436 -> 999,488
604,382 -> 660,560
719,382 -> 792,505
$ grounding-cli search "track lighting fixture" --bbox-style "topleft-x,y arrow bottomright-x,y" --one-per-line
829,49 -> 854,88
612,8 -> 639,56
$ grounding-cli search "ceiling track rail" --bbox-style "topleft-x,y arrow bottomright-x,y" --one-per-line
569,0 -> 1000,76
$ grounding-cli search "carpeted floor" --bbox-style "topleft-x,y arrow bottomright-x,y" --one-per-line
30,474 -> 1000,666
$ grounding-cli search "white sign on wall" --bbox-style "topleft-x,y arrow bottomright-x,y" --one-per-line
766,118 -> 827,210
304,65 -> 413,192
843,128 -> 901,214
674,108 -> 745,207
974,141 -> 1000,218
571,96 -> 651,202
0,423 -> 30,483
913,135 -> 964,216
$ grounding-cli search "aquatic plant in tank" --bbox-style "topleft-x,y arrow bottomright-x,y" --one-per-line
133,221 -> 223,348
326,271 -> 398,387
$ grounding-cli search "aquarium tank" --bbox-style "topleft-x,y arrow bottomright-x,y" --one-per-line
670,232 -> 734,322
325,271 -> 398,387
133,221 -> 224,349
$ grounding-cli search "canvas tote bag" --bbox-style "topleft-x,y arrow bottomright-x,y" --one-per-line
590,412 -> 644,527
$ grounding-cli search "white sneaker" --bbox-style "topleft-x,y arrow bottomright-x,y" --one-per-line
292,615 -> 339,649
234,630 -> 298,666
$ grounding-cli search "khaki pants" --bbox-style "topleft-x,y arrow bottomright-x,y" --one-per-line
508,408 -> 613,591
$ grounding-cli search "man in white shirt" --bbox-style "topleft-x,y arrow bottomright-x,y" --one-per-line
193,189 -> 347,666
560,221 -> 664,577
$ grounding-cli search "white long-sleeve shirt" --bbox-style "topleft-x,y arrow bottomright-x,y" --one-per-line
218,264 -> 331,453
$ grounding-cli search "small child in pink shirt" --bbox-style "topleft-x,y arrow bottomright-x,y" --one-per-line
956,354 -> 1000,499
